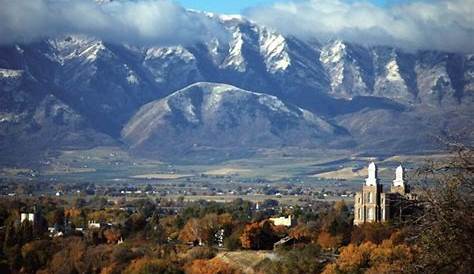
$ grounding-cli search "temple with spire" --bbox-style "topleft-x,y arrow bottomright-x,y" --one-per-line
353,162 -> 416,225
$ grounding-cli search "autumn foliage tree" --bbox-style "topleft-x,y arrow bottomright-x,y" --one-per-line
288,224 -> 316,243
240,220 -> 279,250
21,240 -> 57,273
123,257 -> 182,274
408,143 -> 474,273
185,258 -> 241,274
104,227 -> 122,244
320,201 -> 352,245
124,213 -> 147,236
322,240 -> 415,274
350,223 -> 394,245
317,231 -> 342,250
160,215 -> 182,240
179,214 -> 234,246
179,218 -> 205,245
42,237 -> 87,274
240,221 -> 261,249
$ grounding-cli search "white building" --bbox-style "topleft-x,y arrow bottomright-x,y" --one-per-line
88,221 -> 101,229
354,163 -> 415,226
20,213 -> 35,223
269,215 -> 294,227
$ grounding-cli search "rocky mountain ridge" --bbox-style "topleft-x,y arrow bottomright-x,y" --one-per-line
0,12 -> 472,163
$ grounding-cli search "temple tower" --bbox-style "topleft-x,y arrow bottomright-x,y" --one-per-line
391,165 -> 408,194
354,162 -> 383,225
365,162 -> 379,186
354,163 -> 415,226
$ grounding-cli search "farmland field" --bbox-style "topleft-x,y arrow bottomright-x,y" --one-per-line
0,145 -> 452,190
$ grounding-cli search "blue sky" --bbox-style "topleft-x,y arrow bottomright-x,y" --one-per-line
175,0 -> 276,14
175,0 -> 400,14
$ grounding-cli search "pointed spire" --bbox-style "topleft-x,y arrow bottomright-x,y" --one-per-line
393,165 -> 405,187
365,162 -> 379,186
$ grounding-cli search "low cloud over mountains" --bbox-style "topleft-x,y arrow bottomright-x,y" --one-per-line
0,0 -> 227,46
247,0 -> 474,53
1,0 -> 473,53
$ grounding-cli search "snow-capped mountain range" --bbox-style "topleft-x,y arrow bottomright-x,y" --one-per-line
0,13 -> 472,162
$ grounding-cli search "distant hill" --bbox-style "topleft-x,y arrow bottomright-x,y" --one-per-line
122,82 -> 349,160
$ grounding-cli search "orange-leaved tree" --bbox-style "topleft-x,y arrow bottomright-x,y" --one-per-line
185,258 -> 241,274
322,239 -> 415,274
240,220 -> 279,250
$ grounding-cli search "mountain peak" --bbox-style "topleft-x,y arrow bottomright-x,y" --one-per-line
185,81 -> 240,90
122,82 -> 343,159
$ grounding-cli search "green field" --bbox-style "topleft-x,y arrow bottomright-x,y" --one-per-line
0,146 -> 451,189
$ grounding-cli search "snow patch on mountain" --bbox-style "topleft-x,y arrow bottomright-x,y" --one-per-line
82,43 -> 107,61
257,94 -> 291,113
219,14 -> 245,22
169,94 -> 199,124
0,69 -> 23,79
415,52 -> 456,104
259,29 -> 291,73
320,40 -> 346,65
372,51 -> 414,101
320,40 -> 371,98
320,40 -> 350,92
126,73 -> 139,85
144,46 -> 201,86
385,59 -> 404,82
0,113 -> 20,124
222,30 -> 247,72
0,69 -> 25,92
145,46 -> 195,62
203,83 -> 234,111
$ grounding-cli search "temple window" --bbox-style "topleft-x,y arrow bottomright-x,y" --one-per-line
368,208 -> 374,220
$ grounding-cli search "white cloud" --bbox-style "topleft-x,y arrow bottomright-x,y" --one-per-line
246,0 -> 474,53
0,0 -> 226,46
